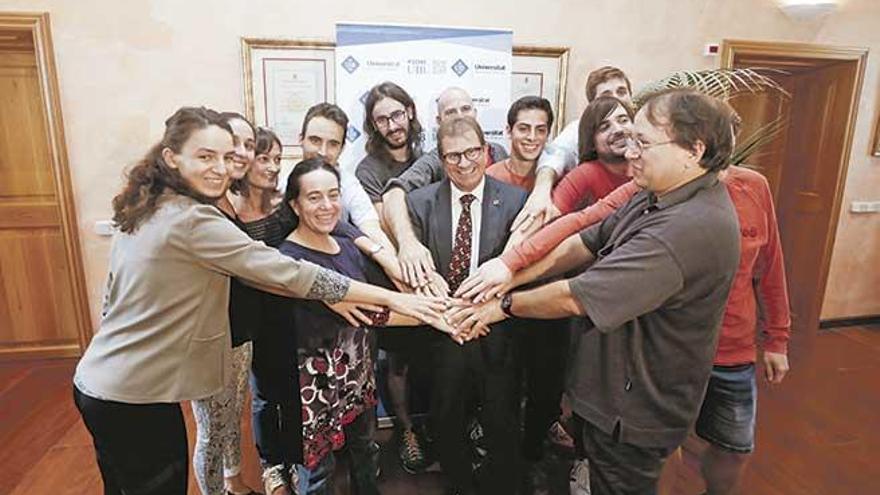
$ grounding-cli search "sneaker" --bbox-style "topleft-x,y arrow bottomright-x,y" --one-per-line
569,458 -> 591,495
262,464 -> 291,495
399,427 -> 427,474
548,420 -> 576,450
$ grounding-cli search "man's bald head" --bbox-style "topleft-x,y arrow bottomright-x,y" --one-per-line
436,87 -> 477,124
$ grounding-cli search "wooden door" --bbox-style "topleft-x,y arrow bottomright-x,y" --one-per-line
727,70 -> 796,198
773,61 -> 858,332
0,15 -> 90,359
723,41 -> 867,334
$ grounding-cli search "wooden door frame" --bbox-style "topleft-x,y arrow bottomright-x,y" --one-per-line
0,12 -> 92,358
720,39 -> 868,329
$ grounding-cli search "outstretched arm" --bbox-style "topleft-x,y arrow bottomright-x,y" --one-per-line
383,186 -> 435,289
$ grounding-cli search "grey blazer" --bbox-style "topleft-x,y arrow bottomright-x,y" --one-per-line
406,176 -> 527,358
74,193 -> 347,404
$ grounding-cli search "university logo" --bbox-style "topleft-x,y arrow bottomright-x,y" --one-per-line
359,91 -> 370,105
452,59 -> 469,77
342,56 -> 360,74
346,125 -> 361,143
407,59 -> 427,75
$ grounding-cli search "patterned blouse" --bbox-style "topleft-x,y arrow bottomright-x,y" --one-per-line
278,235 -> 386,469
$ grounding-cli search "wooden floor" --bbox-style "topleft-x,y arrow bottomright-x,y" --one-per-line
1,324 -> 878,494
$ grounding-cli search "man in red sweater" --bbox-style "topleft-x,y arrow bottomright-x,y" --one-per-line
550,96 -> 634,215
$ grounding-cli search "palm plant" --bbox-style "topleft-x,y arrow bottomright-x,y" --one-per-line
632,68 -> 791,165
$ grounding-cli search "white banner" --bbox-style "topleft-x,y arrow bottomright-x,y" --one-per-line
335,23 -> 512,173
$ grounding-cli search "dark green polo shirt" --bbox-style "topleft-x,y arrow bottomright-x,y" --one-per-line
567,172 -> 740,449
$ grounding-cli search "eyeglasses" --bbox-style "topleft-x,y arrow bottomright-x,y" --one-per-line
441,146 -> 484,165
625,136 -> 675,155
373,109 -> 408,129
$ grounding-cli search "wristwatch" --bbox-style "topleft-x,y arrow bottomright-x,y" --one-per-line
500,293 -> 515,318
368,243 -> 384,256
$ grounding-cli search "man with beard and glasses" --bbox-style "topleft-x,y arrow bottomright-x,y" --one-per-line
354,81 -> 433,475
355,81 -> 425,220
550,96 -> 634,215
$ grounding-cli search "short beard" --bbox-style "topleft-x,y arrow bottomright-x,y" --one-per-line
382,130 -> 409,150
597,151 -> 627,165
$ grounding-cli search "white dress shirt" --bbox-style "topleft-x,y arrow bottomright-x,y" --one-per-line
536,119 -> 580,176
340,167 -> 380,228
450,177 -> 485,275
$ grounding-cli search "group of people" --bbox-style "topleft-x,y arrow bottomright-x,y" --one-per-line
73,64 -> 792,495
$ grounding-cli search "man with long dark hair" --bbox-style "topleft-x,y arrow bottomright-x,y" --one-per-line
354,81 -> 432,474
355,81 -> 424,219
512,66 -> 634,235
550,96 -> 634,215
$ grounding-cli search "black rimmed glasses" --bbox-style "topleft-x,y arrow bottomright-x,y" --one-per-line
373,109 -> 408,129
441,146 -> 484,165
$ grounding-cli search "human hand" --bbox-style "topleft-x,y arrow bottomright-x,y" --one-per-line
373,249 -> 408,291
510,193 -> 560,234
397,237 -> 436,289
327,301 -> 385,327
386,292 -> 447,324
454,258 -> 513,303
417,271 -> 449,298
763,351 -> 789,384
445,298 -> 504,341
422,311 -> 464,345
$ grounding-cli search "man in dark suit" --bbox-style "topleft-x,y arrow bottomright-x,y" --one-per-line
406,116 -> 527,494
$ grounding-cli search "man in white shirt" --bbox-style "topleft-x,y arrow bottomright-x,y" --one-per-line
299,102 -> 396,253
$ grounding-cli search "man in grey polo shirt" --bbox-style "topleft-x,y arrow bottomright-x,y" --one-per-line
448,89 -> 741,494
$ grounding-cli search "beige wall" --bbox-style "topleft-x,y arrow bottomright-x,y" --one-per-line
1,0 -> 877,324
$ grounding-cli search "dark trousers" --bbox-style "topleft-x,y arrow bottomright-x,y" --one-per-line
575,415 -> 671,495
250,371 -> 302,468
341,407 -> 380,495
430,334 -> 520,494
73,385 -> 188,495
516,317 -> 569,460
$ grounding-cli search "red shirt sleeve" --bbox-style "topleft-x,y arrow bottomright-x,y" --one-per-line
552,164 -> 593,215
753,175 -> 792,354
502,180 -> 640,272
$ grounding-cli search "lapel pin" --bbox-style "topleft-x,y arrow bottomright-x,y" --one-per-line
492,199 -> 500,206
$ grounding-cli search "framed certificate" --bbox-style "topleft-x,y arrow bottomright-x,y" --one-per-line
242,38 -> 335,159
513,45 -> 570,137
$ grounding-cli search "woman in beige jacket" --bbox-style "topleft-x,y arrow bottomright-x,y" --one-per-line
72,106 -> 444,495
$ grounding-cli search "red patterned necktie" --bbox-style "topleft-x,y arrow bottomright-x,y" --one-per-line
446,194 -> 477,293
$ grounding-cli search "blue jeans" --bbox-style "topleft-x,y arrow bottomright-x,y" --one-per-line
695,363 -> 757,453
295,410 -> 379,495
295,453 -> 336,495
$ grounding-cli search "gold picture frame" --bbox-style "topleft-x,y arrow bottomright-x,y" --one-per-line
873,110 -> 880,157
241,38 -> 335,159
512,45 -> 570,137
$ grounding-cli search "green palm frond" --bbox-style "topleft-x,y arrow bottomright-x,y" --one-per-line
632,68 -> 790,107
732,116 -> 787,166
632,67 -> 790,166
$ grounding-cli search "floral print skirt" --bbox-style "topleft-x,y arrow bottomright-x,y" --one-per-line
299,327 -> 377,469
